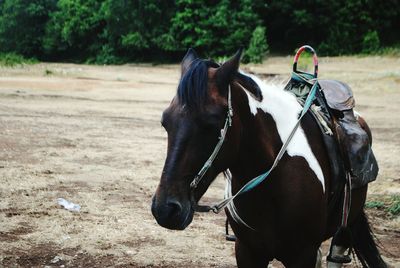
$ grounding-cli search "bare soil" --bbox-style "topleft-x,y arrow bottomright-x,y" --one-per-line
0,56 -> 399,267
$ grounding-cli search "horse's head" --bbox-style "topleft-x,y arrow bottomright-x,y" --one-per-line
151,48 -> 261,230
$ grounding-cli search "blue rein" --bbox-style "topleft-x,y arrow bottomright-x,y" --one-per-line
191,78 -> 319,214
241,80 -> 318,194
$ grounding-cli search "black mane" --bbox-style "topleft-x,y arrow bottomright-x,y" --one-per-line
177,59 -> 219,109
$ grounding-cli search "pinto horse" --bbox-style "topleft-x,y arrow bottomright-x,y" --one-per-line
151,49 -> 386,267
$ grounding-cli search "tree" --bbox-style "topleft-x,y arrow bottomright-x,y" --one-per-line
362,31 -> 380,54
2,0 -> 399,61
243,26 -> 269,63
0,0 -> 57,57
43,0 -> 106,60
264,0 -> 400,55
102,0 -> 175,61
161,0 -> 261,57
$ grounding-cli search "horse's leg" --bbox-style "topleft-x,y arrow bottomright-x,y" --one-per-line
235,239 -> 269,268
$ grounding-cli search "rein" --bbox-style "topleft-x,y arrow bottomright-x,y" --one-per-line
190,78 -> 319,214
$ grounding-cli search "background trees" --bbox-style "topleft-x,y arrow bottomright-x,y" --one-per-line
0,0 -> 398,63
0,0 -> 57,57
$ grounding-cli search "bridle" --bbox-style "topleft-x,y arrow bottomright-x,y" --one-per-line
189,85 -> 233,213
189,77 -> 320,215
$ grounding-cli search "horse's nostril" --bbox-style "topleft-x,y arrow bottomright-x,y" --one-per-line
166,199 -> 182,218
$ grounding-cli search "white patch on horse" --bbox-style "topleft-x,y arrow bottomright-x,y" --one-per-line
242,72 -> 325,191
353,110 -> 362,119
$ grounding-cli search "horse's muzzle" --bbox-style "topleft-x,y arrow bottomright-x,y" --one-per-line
151,195 -> 193,230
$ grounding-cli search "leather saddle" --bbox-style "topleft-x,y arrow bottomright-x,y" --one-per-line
319,80 -> 354,110
285,76 -> 379,190
318,79 -> 379,189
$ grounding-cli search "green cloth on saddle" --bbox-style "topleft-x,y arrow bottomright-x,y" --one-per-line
284,72 -> 316,102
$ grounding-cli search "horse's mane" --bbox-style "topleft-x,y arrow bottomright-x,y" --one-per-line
177,59 -> 219,109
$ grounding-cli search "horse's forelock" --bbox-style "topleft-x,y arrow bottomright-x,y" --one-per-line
177,59 -> 219,109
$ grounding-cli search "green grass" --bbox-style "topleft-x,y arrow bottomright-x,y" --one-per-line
365,200 -> 385,209
44,68 -> 53,75
0,53 -> 38,66
387,195 -> 400,216
357,45 -> 400,57
365,194 -> 400,217
378,46 -> 400,57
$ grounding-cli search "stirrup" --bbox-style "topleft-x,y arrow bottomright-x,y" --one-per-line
225,218 -> 236,242
327,253 -> 352,264
327,227 -> 352,264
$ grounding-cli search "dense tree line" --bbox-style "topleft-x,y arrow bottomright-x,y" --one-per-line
0,0 -> 398,63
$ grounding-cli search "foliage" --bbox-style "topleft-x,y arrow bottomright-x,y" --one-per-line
43,0 -> 106,60
365,195 -> 400,217
243,26 -> 269,63
89,44 -> 120,65
377,46 -> 400,57
0,0 -> 56,57
0,0 -> 399,62
362,31 -> 380,54
0,53 -> 38,66
365,200 -> 385,209
264,0 -> 400,55
102,0 -> 175,61
388,195 -> 400,216
161,0 -> 261,57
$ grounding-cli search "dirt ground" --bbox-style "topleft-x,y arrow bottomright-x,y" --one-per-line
0,56 -> 399,267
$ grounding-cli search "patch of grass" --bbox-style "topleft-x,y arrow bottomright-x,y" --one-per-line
0,53 -> 38,66
365,194 -> 400,217
358,45 -> 400,57
365,200 -> 385,209
387,195 -> 400,216
378,46 -> 400,57
44,69 -> 53,75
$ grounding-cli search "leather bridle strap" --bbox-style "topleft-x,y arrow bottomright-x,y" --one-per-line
189,85 -> 233,190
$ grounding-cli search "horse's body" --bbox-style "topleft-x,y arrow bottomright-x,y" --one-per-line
151,49 -> 386,267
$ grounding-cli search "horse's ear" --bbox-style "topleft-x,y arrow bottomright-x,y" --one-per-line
234,72 -> 263,101
216,48 -> 243,85
181,48 -> 198,75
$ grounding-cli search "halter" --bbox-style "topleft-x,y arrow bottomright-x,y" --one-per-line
189,79 -> 319,215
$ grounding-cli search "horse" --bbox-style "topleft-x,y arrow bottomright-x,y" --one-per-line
151,48 -> 386,267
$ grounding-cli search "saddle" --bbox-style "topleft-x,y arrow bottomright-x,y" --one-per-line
285,72 -> 379,191
318,80 -> 379,188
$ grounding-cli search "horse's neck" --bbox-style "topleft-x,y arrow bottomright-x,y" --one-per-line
231,81 -> 294,181
231,76 -> 325,190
